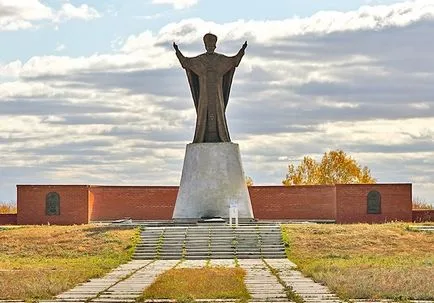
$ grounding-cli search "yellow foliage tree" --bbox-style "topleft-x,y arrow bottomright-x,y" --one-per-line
245,176 -> 254,186
0,202 -> 17,214
282,150 -> 376,186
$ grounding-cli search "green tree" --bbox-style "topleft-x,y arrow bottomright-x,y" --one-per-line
282,150 -> 376,186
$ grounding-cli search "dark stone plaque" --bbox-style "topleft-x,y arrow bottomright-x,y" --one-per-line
367,190 -> 381,214
46,192 -> 60,216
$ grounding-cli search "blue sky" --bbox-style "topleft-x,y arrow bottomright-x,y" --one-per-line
1,0 -> 434,205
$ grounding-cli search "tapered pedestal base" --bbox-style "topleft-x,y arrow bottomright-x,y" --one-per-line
172,143 -> 254,220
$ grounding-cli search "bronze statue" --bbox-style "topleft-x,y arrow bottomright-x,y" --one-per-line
174,34 -> 247,143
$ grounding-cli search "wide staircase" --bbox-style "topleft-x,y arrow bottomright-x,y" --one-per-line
133,224 -> 286,260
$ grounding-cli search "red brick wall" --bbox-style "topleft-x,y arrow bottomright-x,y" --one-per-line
89,186 -> 177,221
0,214 -> 17,225
17,185 -> 89,225
249,186 -> 336,220
335,184 -> 412,224
16,184 -> 414,224
90,186 -> 337,221
412,209 -> 434,222
88,190 -> 95,222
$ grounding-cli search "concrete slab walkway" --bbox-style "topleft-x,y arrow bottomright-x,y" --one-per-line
93,260 -> 178,303
56,260 -> 153,302
2,258 -> 432,303
238,259 -> 293,302
265,259 -> 341,303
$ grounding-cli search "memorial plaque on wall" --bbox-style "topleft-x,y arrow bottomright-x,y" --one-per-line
46,192 -> 60,215
367,190 -> 381,214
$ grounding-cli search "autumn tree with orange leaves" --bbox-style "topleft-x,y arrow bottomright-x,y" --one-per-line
282,150 -> 376,186
245,176 -> 254,186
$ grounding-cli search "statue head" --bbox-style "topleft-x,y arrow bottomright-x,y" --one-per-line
203,33 -> 217,54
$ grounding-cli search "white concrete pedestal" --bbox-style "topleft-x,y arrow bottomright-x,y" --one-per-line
172,143 -> 254,220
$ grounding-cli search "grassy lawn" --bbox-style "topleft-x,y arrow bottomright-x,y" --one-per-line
282,223 -> 434,301
140,267 -> 250,302
0,225 -> 138,300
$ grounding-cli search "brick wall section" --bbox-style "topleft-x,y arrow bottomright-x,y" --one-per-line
335,184 -> 412,224
90,186 -> 337,221
89,186 -> 177,221
0,214 -> 17,225
16,184 -> 414,224
88,189 -> 95,222
17,185 -> 89,225
412,209 -> 434,222
249,186 -> 336,220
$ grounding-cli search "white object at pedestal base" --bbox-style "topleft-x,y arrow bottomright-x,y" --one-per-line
172,143 -> 254,220
229,206 -> 239,227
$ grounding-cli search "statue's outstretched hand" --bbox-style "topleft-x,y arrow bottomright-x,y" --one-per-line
173,42 -> 179,52
242,41 -> 248,51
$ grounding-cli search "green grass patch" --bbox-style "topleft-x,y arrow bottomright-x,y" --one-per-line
139,267 -> 250,302
282,223 -> 434,301
0,225 -> 139,300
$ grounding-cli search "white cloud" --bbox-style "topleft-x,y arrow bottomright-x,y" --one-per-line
156,0 -> 434,44
54,3 -> 101,22
152,0 -> 199,10
55,43 -> 66,52
0,60 -> 22,78
3,0 -> 433,77
106,4 -> 118,17
0,0 -> 52,30
0,0 -> 53,19
0,0 -> 101,31
0,81 -> 57,98
410,102 -> 430,109
120,30 -> 165,56
134,13 -> 163,20
317,99 -> 360,109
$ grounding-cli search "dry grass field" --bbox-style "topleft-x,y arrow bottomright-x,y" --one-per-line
2,222 -> 432,301
412,198 -> 434,209
140,267 -> 250,302
0,202 -> 17,214
282,223 -> 434,301
0,225 -> 138,300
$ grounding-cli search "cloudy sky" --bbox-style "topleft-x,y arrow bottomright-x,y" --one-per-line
1,0 -> 434,205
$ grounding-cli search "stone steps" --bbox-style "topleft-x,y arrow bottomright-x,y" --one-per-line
133,224 -> 287,260
408,225 -> 434,232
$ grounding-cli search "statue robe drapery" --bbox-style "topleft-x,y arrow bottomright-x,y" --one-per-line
176,51 -> 244,143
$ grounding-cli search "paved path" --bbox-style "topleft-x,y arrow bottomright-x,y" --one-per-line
38,260 -> 177,303
1,258 -> 433,303
56,260 -> 152,302
93,260 -> 178,303
176,259 -> 206,268
238,259 -> 292,302
265,259 -> 341,303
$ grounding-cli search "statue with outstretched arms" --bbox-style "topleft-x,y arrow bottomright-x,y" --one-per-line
174,33 -> 247,143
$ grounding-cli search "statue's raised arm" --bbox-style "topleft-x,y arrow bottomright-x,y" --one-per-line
232,41 -> 247,67
173,42 -> 179,52
173,42 -> 188,68
242,41 -> 248,51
